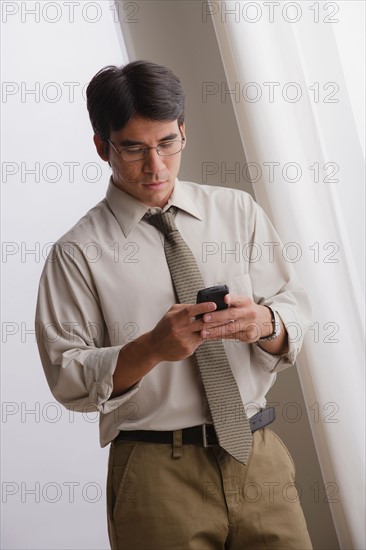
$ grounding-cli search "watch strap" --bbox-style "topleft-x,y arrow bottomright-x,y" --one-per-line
259,306 -> 281,342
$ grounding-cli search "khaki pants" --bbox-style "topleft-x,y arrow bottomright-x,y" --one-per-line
107,428 -> 312,550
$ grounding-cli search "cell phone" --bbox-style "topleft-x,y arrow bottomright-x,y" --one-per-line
196,285 -> 229,317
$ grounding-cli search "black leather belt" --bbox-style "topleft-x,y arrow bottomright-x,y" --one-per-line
115,406 -> 275,447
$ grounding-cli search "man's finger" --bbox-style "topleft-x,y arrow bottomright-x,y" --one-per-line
201,317 -> 237,329
202,321 -> 241,338
225,293 -> 252,308
189,301 -> 217,318
173,302 -> 217,330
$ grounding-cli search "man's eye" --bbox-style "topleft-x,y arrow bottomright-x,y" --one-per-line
159,142 -> 174,150
126,147 -> 145,154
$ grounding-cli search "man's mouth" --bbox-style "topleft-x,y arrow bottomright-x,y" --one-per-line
143,181 -> 166,188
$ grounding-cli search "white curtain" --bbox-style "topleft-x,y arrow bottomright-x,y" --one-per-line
209,1 -> 365,548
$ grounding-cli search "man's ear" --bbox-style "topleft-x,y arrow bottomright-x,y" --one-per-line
179,123 -> 186,149
93,134 -> 109,162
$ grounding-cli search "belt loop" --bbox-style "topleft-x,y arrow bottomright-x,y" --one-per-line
172,429 -> 183,459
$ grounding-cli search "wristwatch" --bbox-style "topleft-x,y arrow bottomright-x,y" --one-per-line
259,306 -> 281,342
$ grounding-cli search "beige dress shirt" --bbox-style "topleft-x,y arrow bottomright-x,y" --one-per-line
36,178 -> 311,447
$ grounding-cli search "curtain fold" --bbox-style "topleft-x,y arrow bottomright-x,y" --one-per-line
210,3 -> 365,548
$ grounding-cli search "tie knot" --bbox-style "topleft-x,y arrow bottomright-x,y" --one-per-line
145,207 -> 178,236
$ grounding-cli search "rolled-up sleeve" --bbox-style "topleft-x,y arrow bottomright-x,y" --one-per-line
247,198 -> 312,372
35,243 -> 141,414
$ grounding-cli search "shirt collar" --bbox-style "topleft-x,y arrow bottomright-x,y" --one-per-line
105,177 -> 203,237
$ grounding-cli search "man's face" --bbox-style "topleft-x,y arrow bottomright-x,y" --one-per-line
95,116 -> 185,208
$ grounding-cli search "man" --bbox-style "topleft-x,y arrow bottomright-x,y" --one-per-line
36,60 -> 312,549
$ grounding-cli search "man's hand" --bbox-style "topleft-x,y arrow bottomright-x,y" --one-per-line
147,302 -> 218,363
111,301 -> 217,396
200,293 -> 289,354
112,295 -> 288,397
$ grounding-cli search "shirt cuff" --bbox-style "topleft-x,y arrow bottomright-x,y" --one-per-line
82,345 -> 143,413
252,306 -> 303,373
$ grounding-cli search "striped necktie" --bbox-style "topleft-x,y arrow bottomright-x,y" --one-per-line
146,207 -> 252,464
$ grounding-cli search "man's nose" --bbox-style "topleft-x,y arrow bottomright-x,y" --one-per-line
142,148 -> 166,173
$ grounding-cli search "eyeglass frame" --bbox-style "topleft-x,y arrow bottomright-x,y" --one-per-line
107,135 -> 186,162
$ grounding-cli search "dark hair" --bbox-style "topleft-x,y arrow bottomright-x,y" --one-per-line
86,60 -> 185,140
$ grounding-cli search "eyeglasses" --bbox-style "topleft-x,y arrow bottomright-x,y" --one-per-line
107,138 -> 185,162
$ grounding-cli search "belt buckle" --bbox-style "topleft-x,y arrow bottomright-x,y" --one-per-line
202,424 -> 215,447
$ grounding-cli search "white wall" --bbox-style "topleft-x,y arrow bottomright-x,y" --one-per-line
1,2 -> 126,548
